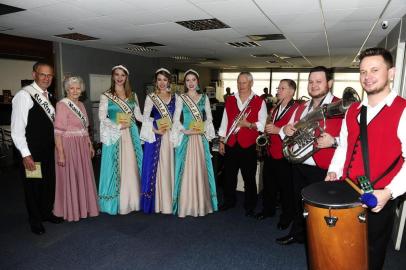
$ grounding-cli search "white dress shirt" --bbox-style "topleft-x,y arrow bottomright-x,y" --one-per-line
279,91 -> 336,166
11,82 -> 49,158
328,90 -> 406,199
218,91 -> 267,137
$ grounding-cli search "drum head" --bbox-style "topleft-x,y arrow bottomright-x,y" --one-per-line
302,181 -> 360,208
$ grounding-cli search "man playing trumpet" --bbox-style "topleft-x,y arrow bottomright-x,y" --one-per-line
218,72 -> 267,217
276,66 -> 343,245
256,79 -> 299,231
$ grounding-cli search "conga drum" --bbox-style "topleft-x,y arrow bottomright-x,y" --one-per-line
302,181 -> 368,270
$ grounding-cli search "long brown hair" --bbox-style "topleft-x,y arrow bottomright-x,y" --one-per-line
108,67 -> 134,101
154,69 -> 171,94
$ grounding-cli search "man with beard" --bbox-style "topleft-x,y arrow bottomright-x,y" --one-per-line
326,47 -> 406,270
276,66 -> 343,245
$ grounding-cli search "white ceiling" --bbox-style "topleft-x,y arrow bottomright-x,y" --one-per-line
0,0 -> 405,68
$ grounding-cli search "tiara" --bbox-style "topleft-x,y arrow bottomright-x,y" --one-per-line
155,67 -> 171,74
112,65 -> 129,75
185,69 -> 199,78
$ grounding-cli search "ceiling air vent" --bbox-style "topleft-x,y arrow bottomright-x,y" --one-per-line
55,33 -> 99,41
247,34 -> 286,41
0,3 -> 25,16
170,56 -> 192,60
251,54 -> 275,58
128,42 -> 165,47
0,25 -> 13,31
176,18 -> 230,31
227,41 -> 260,48
125,46 -> 158,53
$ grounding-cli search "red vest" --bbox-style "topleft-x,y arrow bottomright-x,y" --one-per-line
342,97 -> 406,189
294,96 -> 343,169
267,100 -> 299,159
225,95 -> 263,148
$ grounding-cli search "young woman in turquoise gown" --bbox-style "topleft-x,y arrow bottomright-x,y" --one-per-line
98,65 -> 143,215
171,69 -> 218,217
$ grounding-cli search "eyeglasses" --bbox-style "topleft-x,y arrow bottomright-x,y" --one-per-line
37,73 -> 53,79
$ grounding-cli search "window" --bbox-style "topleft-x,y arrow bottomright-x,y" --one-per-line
220,70 -> 363,101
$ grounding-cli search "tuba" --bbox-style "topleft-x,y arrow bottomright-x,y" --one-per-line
282,87 -> 360,163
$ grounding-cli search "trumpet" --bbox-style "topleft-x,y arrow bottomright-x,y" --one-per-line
224,107 -> 251,144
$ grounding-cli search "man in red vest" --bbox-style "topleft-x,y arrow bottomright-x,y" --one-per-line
256,79 -> 299,231
218,72 -> 267,216
326,47 -> 406,270
276,66 -> 343,245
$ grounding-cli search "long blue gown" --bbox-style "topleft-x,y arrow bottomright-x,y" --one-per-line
140,95 -> 176,213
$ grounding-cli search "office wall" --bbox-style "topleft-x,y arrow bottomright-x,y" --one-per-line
58,43 -> 213,106
58,43 -> 159,106
0,59 -> 36,95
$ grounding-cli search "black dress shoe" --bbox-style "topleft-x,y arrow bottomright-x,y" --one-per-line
255,211 -> 275,221
245,210 -> 255,217
30,224 -> 45,235
45,215 -> 64,224
277,222 -> 290,230
276,235 -> 297,245
219,204 -> 235,211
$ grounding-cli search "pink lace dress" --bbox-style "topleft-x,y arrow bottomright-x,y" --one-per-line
53,101 -> 99,221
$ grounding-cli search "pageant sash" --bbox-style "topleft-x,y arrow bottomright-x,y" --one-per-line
180,94 -> 207,138
24,86 -> 55,122
103,92 -> 136,124
180,94 -> 204,122
149,93 -> 173,125
61,98 -> 88,128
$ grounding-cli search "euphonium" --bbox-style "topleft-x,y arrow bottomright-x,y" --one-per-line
282,87 -> 360,163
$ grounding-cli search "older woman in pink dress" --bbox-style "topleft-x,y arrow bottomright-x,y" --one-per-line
53,76 -> 99,221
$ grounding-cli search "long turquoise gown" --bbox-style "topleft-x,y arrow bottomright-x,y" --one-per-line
172,94 -> 218,217
98,94 -> 143,215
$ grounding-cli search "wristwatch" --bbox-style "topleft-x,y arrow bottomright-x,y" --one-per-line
332,137 -> 338,148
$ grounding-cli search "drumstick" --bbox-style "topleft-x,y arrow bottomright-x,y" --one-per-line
343,178 -> 377,208
343,178 -> 363,194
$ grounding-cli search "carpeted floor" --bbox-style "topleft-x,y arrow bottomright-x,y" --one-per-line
1,165 -> 405,270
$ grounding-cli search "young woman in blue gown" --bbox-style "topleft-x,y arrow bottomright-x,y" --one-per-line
140,68 -> 177,214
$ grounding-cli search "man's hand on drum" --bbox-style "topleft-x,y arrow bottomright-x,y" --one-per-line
366,189 -> 392,213
325,172 -> 338,181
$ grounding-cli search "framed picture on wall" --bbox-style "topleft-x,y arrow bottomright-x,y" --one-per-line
171,74 -> 177,84
2,90 -> 12,103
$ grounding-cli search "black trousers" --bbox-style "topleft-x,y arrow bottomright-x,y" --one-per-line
368,198 -> 398,270
17,150 -> 55,227
223,144 -> 257,211
289,163 -> 327,241
261,155 -> 294,224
